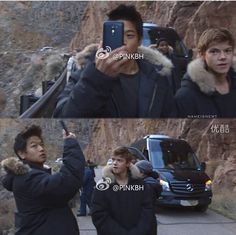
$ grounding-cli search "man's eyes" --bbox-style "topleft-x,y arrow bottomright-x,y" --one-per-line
209,48 -> 233,54
225,48 -> 233,53
31,143 -> 44,148
126,34 -> 135,38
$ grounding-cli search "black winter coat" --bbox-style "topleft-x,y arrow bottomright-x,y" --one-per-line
91,178 -> 153,235
60,60 -> 176,118
175,58 -> 236,118
143,174 -> 161,235
1,138 -> 85,235
82,166 -> 96,195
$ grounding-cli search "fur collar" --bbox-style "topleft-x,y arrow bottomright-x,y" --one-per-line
76,44 -> 173,77
1,157 -> 30,175
102,164 -> 141,183
187,57 -> 236,94
1,157 -> 50,175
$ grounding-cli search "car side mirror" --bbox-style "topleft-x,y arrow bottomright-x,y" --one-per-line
200,162 -> 206,171
188,49 -> 193,59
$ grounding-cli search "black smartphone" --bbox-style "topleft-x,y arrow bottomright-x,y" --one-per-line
103,21 -> 124,51
59,120 -> 69,136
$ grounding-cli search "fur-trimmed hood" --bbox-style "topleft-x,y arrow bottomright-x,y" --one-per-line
1,157 -> 30,175
102,163 -> 141,184
1,157 -> 50,175
185,57 -> 236,94
75,43 -> 173,77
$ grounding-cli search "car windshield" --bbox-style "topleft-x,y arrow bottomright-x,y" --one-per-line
142,27 -> 152,46
148,139 -> 201,170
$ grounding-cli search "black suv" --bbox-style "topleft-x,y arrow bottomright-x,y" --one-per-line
132,134 -> 212,212
142,23 -> 193,76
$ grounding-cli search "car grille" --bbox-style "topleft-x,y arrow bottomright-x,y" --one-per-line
170,181 -> 205,194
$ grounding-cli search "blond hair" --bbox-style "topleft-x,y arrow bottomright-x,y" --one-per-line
197,28 -> 234,53
112,146 -> 133,162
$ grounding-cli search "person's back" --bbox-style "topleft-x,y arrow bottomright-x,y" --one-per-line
136,160 -> 161,235
1,125 -> 85,235
78,166 -> 96,216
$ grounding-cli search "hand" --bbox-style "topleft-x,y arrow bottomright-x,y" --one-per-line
149,44 -> 157,49
62,130 -> 76,139
95,43 -> 130,77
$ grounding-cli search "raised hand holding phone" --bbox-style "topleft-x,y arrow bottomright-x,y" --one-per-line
59,120 -> 76,139
95,21 -> 130,77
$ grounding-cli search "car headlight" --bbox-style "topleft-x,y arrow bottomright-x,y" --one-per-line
205,180 -> 212,191
160,179 -> 170,191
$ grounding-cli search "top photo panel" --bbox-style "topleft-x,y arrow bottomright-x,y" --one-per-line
0,1 -> 236,118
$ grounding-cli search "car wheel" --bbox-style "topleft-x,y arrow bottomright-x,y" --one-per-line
195,205 -> 208,212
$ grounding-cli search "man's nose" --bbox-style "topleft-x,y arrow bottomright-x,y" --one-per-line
219,50 -> 227,59
38,145 -> 44,151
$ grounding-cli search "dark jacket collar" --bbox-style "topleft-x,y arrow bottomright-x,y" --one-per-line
22,160 -> 51,174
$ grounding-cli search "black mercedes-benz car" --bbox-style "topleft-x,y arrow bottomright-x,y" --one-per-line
132,134 -> 212,212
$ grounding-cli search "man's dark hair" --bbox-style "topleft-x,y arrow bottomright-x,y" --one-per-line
14,125 -> 42,158
156,38 -> 170,47
107,4 -> 143,40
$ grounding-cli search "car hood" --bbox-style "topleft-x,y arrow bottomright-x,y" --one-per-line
157,169 -> 210,183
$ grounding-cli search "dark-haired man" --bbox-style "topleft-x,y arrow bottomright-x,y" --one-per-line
59,4 -> 176,118
1,125 -> 85,235
91,146 -> 153,235
150,37 -> 182,94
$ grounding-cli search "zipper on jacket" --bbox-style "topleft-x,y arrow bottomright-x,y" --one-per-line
148,83 -> 158,115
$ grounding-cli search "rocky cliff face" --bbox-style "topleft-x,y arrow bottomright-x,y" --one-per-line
0,1 -> 87,117
0,1 -> 87,51
70,1 -> 236,51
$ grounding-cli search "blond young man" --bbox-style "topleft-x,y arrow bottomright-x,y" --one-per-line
91,147 -> 153,235
175,28 -> 236,118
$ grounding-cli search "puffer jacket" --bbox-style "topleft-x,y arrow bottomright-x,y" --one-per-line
175,57 -> 236,118
91,164 -> 153,235
55,44 -> 177,118
1,138 -> 85,235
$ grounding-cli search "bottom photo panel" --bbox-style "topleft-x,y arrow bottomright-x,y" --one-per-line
0,119 -> 236,235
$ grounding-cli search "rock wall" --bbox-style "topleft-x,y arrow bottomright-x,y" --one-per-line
70,1 -> 236,52
0,1 -> 88,51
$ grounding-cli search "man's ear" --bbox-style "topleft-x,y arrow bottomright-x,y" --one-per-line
17,151 -> 26,160
126,161 -> 131,168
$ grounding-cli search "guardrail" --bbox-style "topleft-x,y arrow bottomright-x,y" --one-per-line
19,68 -> 67,118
